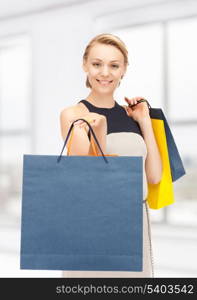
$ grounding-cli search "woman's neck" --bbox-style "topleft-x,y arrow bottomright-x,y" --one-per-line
86,91 -> 115,108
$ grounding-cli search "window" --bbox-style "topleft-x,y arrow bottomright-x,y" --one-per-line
0,35 -> 32,227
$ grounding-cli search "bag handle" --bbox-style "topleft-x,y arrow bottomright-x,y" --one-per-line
67,124 -> 98,156
128,98 -> 151,109
57,119 -> 108,163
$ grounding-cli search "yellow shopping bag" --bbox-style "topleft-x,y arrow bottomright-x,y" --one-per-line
130,99 -> 186,209
147,118 -> 174,209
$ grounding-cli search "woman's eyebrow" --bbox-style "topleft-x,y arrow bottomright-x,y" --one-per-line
92,58 -> 120,62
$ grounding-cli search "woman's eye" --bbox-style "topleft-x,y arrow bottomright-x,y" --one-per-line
112,64 -> 119,68
92,63 -> 119,68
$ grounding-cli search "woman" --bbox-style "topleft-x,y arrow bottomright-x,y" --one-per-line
60,33 -> 162,277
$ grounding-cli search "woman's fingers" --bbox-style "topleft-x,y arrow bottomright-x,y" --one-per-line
73,120 -> 83,127
124,97 -> 130,104
125,96 -> 145,107
73,117 -> 95,129
124,97 -> 136,107
124,97 -> 136,106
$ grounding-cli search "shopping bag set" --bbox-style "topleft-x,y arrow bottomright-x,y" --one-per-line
20,100 -> 186,271
144,100 -> 185,209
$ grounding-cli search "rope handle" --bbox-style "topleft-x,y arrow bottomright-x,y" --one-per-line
67,120 -> 98,156
57,119 -> 108,163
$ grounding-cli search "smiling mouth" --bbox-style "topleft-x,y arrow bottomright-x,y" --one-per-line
96,79 -> 113,85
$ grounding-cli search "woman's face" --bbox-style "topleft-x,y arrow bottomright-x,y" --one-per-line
83,43 -> 126,93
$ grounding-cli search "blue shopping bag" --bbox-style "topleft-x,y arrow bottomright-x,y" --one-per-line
20,119 -> 143,271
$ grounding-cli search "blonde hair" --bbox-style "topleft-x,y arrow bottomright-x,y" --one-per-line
83,33 -> 129,88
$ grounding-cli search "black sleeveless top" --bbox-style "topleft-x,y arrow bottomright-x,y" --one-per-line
78,99 -> 143,139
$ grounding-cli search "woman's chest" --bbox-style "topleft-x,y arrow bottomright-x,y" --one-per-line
106,132 -> 147,158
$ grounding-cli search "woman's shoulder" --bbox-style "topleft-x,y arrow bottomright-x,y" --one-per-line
60,102 -> 88,117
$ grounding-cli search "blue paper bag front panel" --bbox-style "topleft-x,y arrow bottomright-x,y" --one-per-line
20,155 -> 143,271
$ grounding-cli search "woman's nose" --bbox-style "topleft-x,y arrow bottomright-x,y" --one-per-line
100,66 -> 110,76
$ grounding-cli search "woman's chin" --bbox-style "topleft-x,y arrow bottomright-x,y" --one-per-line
92,84 -> 116,93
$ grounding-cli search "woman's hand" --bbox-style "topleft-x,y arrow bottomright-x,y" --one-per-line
69,112 -> 107,133
123,96 -> 150,123
69,112 -> 107,155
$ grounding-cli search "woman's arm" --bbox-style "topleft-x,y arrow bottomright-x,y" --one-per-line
123,97 -> 163,185
139,117 -> 163,184
60,107 -> 107,156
